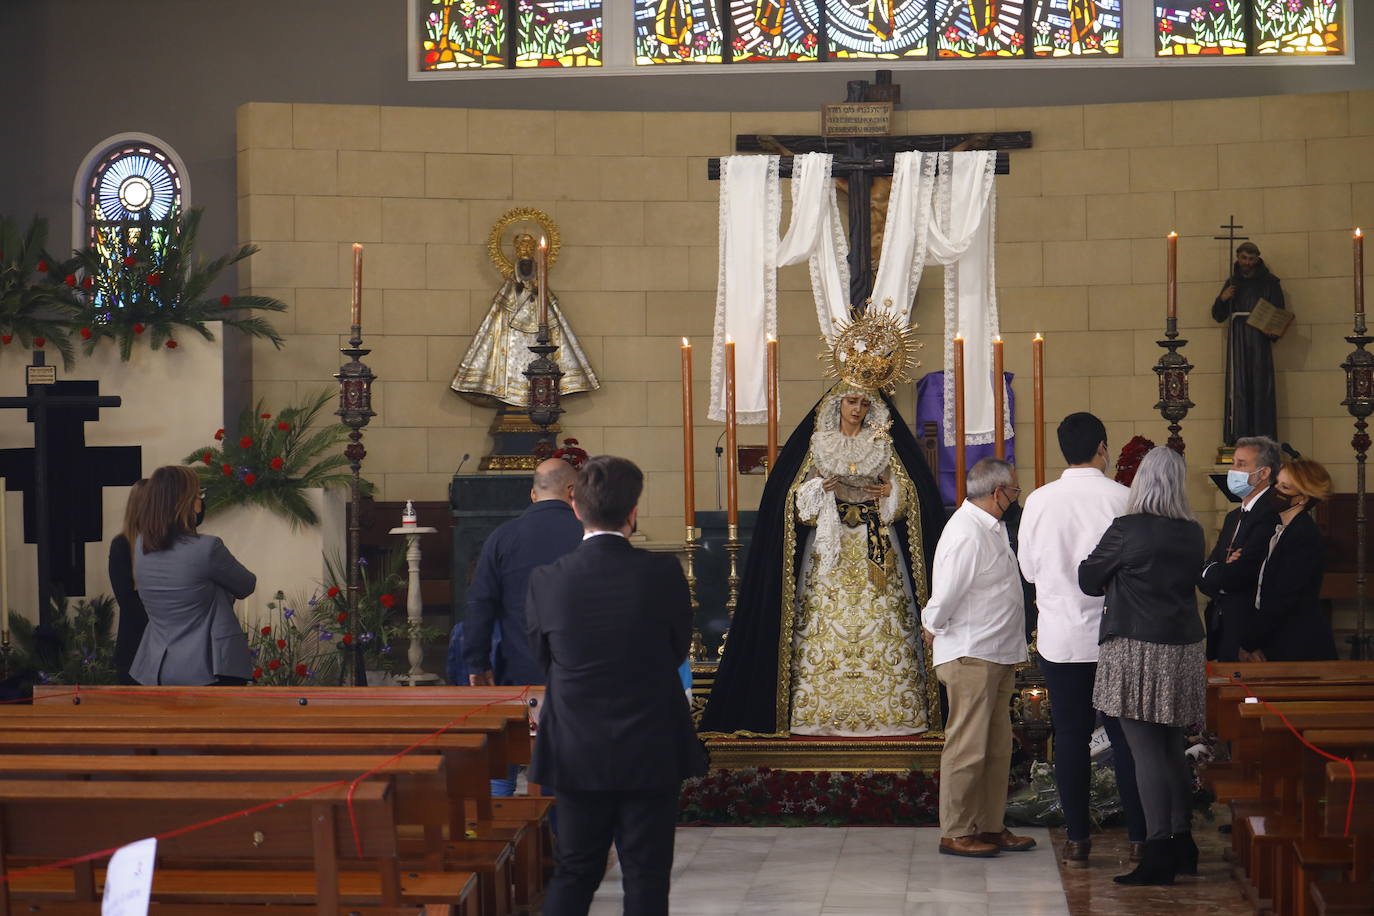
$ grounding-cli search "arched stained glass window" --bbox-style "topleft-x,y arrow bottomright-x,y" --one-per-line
84,140 -> 184,282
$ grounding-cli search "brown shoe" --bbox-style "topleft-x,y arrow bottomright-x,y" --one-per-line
977,829 -> 1037,852
939,835 -> 1000,858
1062,840 -> 1091,868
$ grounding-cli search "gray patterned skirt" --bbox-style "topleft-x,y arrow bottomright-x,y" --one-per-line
1093,636 -> 1207,727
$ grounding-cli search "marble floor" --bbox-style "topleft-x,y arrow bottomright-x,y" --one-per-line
586,825 -> 1068,916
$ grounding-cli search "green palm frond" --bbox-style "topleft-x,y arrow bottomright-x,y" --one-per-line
0,215 -> 81,368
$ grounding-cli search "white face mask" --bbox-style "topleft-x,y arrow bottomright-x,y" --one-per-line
1226,468 -> 1256,499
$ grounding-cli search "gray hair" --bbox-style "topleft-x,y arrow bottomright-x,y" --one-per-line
1234,436 -> 1281,477
966,458 -> 1016,500
1125,447 -> 1193,521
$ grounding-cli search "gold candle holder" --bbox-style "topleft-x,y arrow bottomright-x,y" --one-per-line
719,522 -> 742,657
684,525 -> 707,661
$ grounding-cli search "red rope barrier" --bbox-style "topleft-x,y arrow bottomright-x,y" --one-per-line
1213,665 -> 1359,837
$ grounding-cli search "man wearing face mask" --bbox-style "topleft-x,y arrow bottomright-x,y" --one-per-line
922,458 -> 1035,858
1198,436 -> 1283,662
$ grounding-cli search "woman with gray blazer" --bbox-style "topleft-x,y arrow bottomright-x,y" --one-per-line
129,465 -> 257,686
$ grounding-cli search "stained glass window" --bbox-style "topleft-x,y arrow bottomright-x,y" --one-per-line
419,0 -> 602,70
635,0 -> 726,63
516,0 -> 603,66
728,0 -> 821,61
1031,0 -> 1121,56
935,0 -> 1028,57
826,0 -> 932,61
422,0 -> 508,68
1155,1 -> 1246,55
1254,0 -> 1343,55
85,142 -> 182,291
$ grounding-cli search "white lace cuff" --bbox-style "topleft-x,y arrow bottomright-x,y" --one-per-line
880,478 -> 903,524
796,478 -> 841,578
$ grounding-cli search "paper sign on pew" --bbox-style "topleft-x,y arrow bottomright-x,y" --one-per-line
102,836 -> 156,916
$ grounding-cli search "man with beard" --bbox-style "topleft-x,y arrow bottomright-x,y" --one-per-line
1212,241 -> 1287,444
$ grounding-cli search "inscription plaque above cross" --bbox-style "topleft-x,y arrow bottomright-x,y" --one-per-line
707,70 -> 1033,314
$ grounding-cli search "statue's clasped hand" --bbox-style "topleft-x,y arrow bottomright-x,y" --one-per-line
863,478 -> 892,499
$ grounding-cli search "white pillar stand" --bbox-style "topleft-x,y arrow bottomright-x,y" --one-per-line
389,525 -> 441,685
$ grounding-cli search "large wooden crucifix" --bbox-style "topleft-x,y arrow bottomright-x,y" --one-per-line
707,71 -> 1033,314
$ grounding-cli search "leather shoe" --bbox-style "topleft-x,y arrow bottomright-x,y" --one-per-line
939,835 -> 999,858
1129,841 -> 1145,863
1062,840 -> 1091,868
977,829 -> 1037,852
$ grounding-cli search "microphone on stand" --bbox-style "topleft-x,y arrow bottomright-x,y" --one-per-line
454,453 -> 471,476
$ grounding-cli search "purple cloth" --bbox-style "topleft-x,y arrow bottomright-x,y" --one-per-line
914,371 -> 1016,507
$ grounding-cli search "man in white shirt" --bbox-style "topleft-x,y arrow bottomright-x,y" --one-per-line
1018,412 -> 1146,867
922,458 -> 1035,858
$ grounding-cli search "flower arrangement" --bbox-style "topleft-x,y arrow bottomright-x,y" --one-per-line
550,437 -> 588,467
72,208 -> 285,360
4,594 -> 118,686
678,768 -> 938,827
1113,435 -> 1155,486
312,552 -> 444,676
245,590 -> 342,686
186,390 -> 363,529
0,215 -> 82,367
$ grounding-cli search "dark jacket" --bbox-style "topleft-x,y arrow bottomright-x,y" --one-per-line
526,534 -> 705,792
1245,510 -> 1338,661
1079,514 -> 1206,646
109,534 -> 148,685
1198,488 -> 1284,661
461,498 -> 584,686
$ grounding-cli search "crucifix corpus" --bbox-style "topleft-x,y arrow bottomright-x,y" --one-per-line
707,70 -> 1033,314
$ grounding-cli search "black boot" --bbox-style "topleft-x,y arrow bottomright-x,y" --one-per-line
1113,838 -> 1175,886
1172,832 -> 1199,876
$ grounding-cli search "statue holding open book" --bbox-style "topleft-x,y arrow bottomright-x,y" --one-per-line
1213,241 -> 1289,446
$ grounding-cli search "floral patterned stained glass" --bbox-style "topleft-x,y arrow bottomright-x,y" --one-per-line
421,0 -> 508,69
635,0 -> 726,63
1254,0 -> 1343,55
936,0 -> 1029,57
516,0 -> 603,66
86,143 -> 182,305
728,0 -> 822,61
1155,1 -> 1248,55
1031,0 -> 1121,56
826,0 -> 932,61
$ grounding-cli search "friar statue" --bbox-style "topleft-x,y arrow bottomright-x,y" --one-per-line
1212,241 -> 1286,445
451,228 -> 598,407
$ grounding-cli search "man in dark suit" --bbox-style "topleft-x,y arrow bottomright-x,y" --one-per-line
526,455 -> 703,916
1198,436 -> 1283,662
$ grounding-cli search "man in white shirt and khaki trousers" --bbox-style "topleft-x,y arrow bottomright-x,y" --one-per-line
922,458 -> 1036,858
1018,413 -> 1147,868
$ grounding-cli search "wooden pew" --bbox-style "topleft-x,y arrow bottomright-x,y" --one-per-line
1308,761 -> 1374,916
0,780 -> 477,916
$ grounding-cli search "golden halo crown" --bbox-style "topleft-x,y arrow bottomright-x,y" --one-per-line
822,304 -> 921,393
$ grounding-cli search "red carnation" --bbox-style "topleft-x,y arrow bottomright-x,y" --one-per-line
133,323 -> 145,335
327,586 -> 340,598
240,437 -> 253,448
1,336 -> 10,344
79,328 -> 92,340
276,638 -> 287,649
36,260 -> 48,273
261,626 -> 272,635
201,452 -> 212,465
276,421 -> 290,431
33,337 -> 44,348
63,274 -> 76,287
342,634 -> 354,645
221,463 -> 232,476
337,612 -> 347,624
243,473 -> 257,486
253,667 -> 263,679
268,659 -> 282,671
260,413 -> 271,419
295,663 -> 308,677
379,593 -> 396,609
214,428 -> 224,440
165,339 -> 177,349
82,276 -> 93,290
270,457 -> 284,470
147,273 -> 161,286
219,294 -> 232,307
122,256 -> 136,268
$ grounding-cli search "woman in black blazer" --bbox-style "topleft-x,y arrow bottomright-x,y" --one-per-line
110,479 -> 148,685
1239,458 -> 1338,663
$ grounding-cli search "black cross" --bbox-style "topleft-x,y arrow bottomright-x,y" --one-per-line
1214,214 -> 1249,249
0,352 -> 140,626
707,71 -> 1033,314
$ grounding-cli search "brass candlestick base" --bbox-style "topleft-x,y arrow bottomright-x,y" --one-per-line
684,525 -> 706,662
719,522 -> 741,657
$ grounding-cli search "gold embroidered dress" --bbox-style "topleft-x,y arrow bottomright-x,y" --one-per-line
788,386 -> 931,737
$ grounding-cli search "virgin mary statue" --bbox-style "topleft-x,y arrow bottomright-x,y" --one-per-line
700,313 -> 946,738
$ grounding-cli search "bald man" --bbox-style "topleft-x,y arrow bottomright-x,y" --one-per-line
462,457 -> 583,692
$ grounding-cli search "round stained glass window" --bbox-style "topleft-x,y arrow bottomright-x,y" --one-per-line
88,145 -> 181,224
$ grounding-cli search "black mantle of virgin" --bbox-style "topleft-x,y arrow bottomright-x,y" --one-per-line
697,390 -> 946,737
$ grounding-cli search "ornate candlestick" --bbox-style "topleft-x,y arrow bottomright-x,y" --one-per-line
1153,317 -> 1194,453
336,319 -> 376,687
1343,311 -> 1373,659
720,523 -> 741,656
390,511 -> 440,685
684,525 -> 706,661
524,323 -> 564,460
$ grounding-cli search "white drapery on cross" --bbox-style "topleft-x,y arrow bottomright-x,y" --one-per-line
712,149 -> 1009,446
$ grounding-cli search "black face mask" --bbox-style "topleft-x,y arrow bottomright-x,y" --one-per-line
194,504 -> 205,527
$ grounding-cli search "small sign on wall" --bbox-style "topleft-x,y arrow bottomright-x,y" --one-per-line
821,102 -> 893,137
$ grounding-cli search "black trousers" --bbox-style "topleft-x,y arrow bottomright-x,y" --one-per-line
542,787 -> 678,916
1040,658 -> 1147,843
1118,717 -> 1193,841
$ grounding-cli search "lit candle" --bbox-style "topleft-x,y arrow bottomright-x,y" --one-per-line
953,336 -> 966,504
993,336 -> 1005,461
1356,228 -> 1364,318
725,339 -> 738,527
350,243 -> 363,329
1167,232 -> 1178,322
1033,333 -> 1046,489
537,236 -> 549,329
766,337 -> 779,474
681,339 -> 695,529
